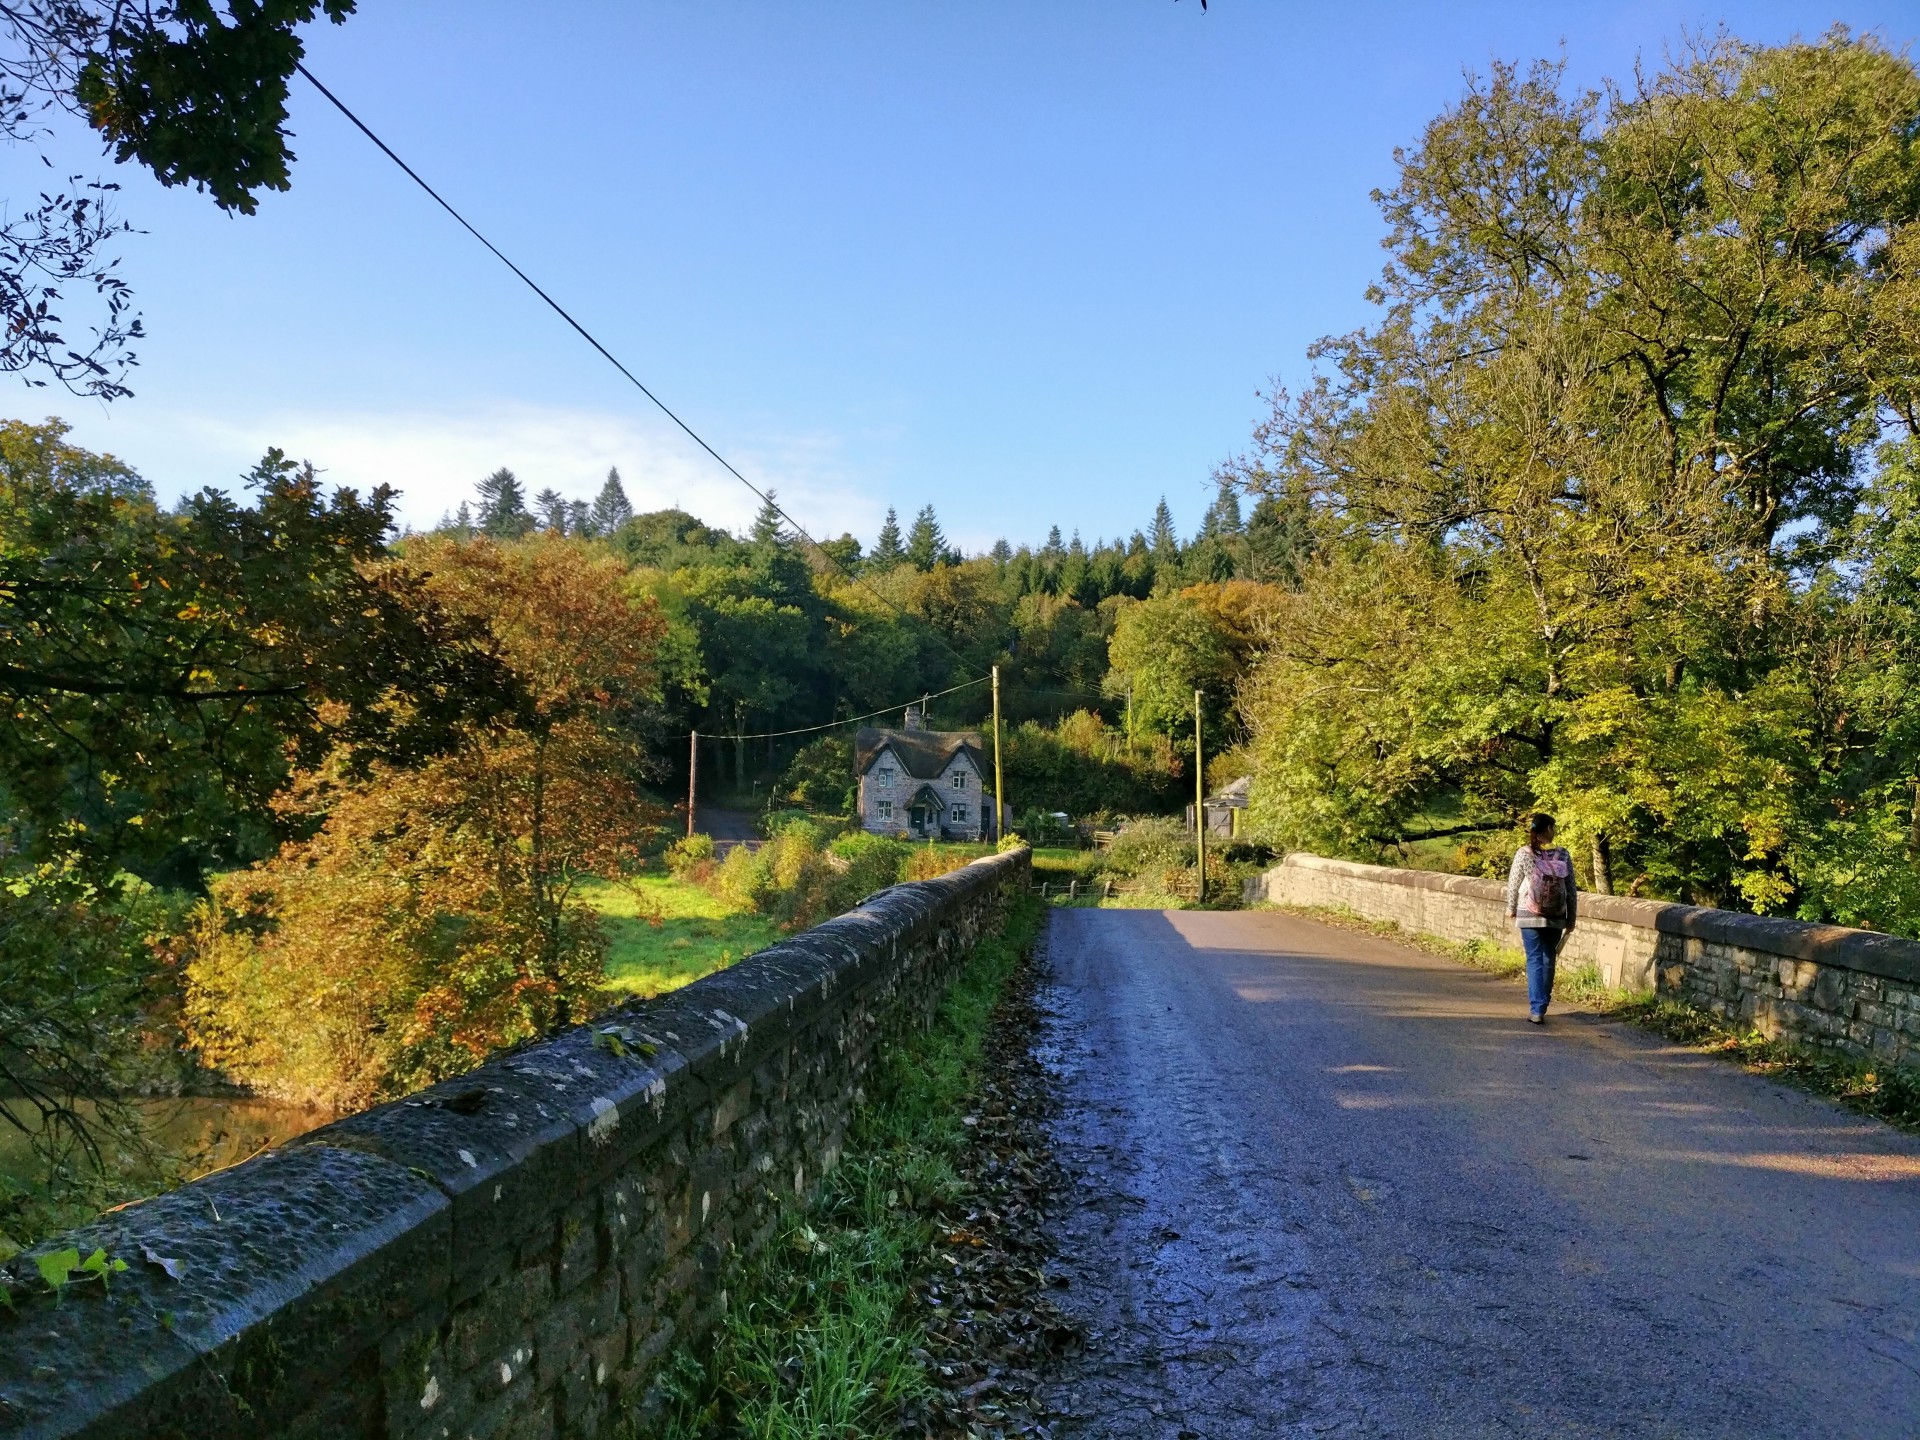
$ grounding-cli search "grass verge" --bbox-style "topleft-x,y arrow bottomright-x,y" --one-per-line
644,891 -> 1046,1439
1602,994 -> 1920,1130
581,875 -> 783,999
1264,900 -> 1920,1133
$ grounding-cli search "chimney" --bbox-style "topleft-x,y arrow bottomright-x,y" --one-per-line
903,703 -> 923,731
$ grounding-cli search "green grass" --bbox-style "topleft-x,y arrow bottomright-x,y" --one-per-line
1603,994 -> 1920,1131
581,875 -> 783,998
645,891 -> 1043,1439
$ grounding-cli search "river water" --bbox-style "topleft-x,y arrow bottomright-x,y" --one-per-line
0,1096 -> 320,1194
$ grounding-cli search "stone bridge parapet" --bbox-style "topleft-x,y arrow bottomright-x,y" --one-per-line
1249,852 -> 1920,1068
0,847 -> 1030,1440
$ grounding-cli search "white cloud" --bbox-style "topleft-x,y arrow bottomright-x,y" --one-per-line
50,400 -> 888,542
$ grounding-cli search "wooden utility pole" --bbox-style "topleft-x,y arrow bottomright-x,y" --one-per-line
687,730 -> 698,838
991,665 -> 1006,842
1194,689 -> 1206,901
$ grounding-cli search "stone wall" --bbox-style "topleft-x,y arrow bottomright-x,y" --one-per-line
0,848 -> 1030,1440
1247,852 -> 1920,1069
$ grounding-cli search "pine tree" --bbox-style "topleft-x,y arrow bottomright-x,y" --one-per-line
871,508 -> 906,568
1201,477 -> 1243,537
1060,531 -> 1092,603
535,487 -> 570,535
589,467 -> 633,536
476,468 -> 532,538
1149,497 -> 1179,561
454,500 -> 474,537
1244,486 -> 1315,587
568,499 -> 593,537
905,505 -> 946,572
1041,525 -> 1066,562
750,492 -> 787,550
990,538 -> 1012,566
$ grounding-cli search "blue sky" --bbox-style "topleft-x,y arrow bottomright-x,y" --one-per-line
20,1 -> 1917,550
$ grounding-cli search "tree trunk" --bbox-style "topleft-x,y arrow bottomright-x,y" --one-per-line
1590,832 -> 1614,896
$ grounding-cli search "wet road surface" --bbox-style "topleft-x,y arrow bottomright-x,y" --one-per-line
1036,907 -> 1920,1439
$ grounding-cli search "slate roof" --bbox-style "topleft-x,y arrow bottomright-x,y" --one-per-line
855,726 -> 987,782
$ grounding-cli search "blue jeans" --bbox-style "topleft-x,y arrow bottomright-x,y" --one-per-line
1520,927 -> 1564,1016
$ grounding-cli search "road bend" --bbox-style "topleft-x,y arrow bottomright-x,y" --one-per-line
1035,907 -> 1920,1439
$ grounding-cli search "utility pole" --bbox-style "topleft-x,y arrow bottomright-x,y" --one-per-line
687,730 -> 698,839
992,665 -> 1006,843
1194,689 -> 1206,902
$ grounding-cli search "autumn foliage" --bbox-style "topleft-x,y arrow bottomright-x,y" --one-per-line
184,538 -> 667,1109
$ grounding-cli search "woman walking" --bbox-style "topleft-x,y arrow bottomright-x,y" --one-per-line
1505,813 -> 1577,1024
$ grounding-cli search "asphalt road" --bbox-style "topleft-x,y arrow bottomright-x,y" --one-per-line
1035,907 -> 1920,1439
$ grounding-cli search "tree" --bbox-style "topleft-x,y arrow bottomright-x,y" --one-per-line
817,532 -> 861,572
0,419 -> 504,884
1,1 -> 359,398
1236,30 -> 1920,914
185,538 -> 667,1109
750,492 -> 787,549
1148,498 -> 1179,565
906,505 -> 947,572
567,498 -> 591,537
535,487 -> 570,535
1242,487 -> 1313,587
0,418 -> 502,1229
990,538 -> 1012,566
870,507 -> 906,569
476,467 -> 532,538
779,734 -> 856,812
1105,586 -> 1267,757
590,467 -> 633,535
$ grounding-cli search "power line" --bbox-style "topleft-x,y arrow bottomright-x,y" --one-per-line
295,62 -> 980,676
700,675 -> 990,742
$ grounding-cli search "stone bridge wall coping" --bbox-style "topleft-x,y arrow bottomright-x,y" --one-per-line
0,847 -> 1030,1440
1279,853 -> 1920,987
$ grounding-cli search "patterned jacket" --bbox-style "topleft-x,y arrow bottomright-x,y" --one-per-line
1505,844 -> 1578,930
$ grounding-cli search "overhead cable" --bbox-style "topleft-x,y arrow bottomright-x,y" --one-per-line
697,675 -> 991,742
295,62 -> 979,674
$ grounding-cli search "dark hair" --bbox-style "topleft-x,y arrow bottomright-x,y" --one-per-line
1528,812 -> 1557,837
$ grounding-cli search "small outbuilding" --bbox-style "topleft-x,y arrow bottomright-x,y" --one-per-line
1187,775 -> 1251,838
855,704 -> 994,841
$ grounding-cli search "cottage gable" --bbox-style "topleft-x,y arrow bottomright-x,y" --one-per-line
854,723 -> 991,840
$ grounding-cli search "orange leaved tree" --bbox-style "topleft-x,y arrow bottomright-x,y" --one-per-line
185,537 -> 667,1110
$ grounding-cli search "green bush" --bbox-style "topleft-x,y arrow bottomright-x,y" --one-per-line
1103,817 -> 1195,877
830,832 -> 911,900
664,832 -> 716,878
713,822 -> 905,932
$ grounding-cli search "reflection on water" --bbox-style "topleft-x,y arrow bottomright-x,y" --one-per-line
0,1096 -> 319,1188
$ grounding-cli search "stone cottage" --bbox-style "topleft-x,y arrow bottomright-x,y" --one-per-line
855,705 -> 992,841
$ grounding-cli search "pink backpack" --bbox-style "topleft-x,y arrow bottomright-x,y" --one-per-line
1530,848 -> 1573,923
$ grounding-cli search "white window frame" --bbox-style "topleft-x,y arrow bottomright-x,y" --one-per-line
950,770 -> 968,790
876,798 -> 894,820
951,803 -> 969,824
877,764 -> 895,789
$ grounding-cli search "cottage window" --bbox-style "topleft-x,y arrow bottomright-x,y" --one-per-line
951,804 -> 969,824
950,771 -> 967,789
877,798 -> 894,820
878,765 -> 895,789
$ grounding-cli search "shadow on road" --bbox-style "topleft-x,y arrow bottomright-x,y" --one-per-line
1035,905 -> 1920,1439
